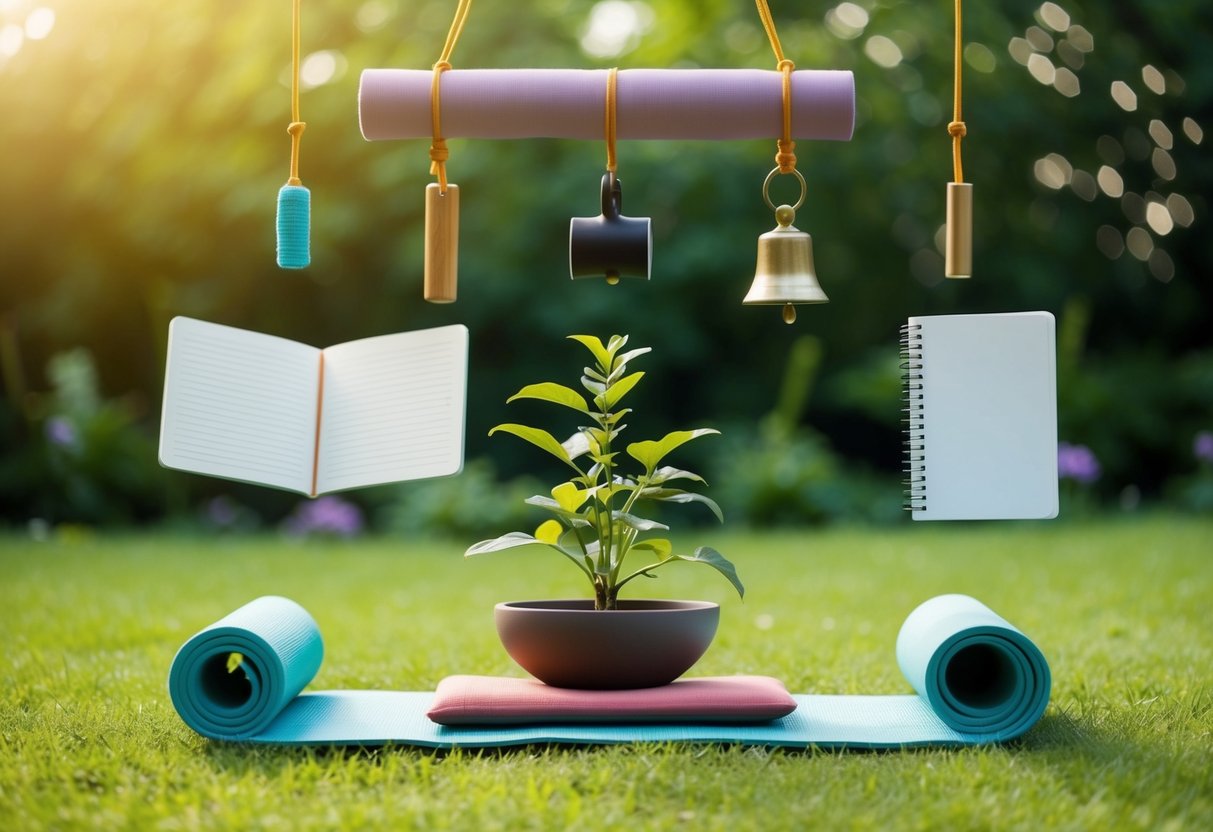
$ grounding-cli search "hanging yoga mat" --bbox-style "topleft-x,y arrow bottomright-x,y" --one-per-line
358,69 -> 855,142
167,593 -> 1049,748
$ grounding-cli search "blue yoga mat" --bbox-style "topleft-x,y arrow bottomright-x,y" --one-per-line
168,594 -> 1050,748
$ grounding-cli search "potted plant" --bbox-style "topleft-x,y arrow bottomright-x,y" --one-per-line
466,334 -> 743,689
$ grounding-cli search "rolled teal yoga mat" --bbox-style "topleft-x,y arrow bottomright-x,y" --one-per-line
168,594 -> 1049,748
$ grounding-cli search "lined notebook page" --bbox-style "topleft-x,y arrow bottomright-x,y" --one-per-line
912,311 -> 1057,521
159,317 -> 319,494
315,325 -> 467,494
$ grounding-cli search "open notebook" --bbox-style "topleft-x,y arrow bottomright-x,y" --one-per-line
159,317 -> 468,496
901,311 -> 1058,521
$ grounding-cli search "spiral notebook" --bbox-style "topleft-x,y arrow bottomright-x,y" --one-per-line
901,311 -> 1058,520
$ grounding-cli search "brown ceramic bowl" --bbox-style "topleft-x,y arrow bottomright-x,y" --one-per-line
494,599 -> 720,689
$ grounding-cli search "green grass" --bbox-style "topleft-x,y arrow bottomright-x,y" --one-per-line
2,516 -> 1211,831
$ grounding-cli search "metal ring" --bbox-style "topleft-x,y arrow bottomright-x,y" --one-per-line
762,166 -> 806,213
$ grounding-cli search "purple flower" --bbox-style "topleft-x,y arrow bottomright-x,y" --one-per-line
1194,431 -> 1213,465
1058,442 -> 1101,484
207,496 -> 240,528
283,495 -> 365,538
45,416 -> 78,449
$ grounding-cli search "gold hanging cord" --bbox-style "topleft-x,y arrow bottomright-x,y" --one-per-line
753,0 -> 796,174
286,0 -> 306,185
605,66 -> 619,174
949,0 -> 966,182
944,0 -> 972,278
429,0 -> 474,193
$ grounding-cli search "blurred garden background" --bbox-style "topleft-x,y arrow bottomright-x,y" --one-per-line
1,0 -> 1210,536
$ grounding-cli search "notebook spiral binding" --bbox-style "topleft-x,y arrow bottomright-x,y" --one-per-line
900,323 -> 926,512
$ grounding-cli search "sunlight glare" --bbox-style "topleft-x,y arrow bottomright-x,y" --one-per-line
301,50 -> 344,89
1141,64 -> 1166,95
1181,117 -> 1203,145
581,1 -> 653,59
1125,227 -> 1153,261
864,36 -> 903,69
1038,2 -> 1070,32
964,42 -> 996,73
1096,165 -> 1123,198
1110,81 -> 1137,112
0,23 -> 21,58
24,6 -> 53,40
825,3 -> 868,40
1145,201 -> 1173,236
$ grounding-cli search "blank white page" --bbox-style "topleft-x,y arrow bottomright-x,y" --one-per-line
912,312 -> 1058,521
315,325 -> 468,494
159,317 -> 319,495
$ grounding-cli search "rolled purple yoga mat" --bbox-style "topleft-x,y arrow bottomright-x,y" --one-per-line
359,68 -> 855,142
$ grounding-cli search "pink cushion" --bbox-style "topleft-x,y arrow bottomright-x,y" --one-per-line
426,675 -> 798,726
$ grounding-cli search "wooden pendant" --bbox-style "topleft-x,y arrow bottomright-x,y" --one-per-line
424,183 -> 459,302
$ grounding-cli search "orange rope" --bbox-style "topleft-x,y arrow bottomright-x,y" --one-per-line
286,0 -> 305,185
948,0 -> 966,183
430,0 -> 474,193
754,0 -> 796,173
605,67 -> 618,173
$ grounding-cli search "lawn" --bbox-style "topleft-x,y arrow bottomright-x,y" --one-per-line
2,515 -> 1211,831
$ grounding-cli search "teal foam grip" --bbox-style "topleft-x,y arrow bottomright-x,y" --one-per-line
168,594 -> 1050,748
276,184 -> 311,269
168,596 -> 323,740
895,594 -> 1051,739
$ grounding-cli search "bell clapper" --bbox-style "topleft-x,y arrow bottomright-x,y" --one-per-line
606,272 -> 620,285
782,303 -> 796,324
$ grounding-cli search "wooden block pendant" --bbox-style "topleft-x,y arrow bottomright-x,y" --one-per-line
945,182 -> 972,279
424,183 -> 459,303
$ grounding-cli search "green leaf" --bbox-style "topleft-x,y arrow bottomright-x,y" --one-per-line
604,371 -> 644,409
523,495 -> 592,526
551,482 -> 588,513
613,512 -> 670,532
583,365 -> 608,383
562,431 -> 591,460
672,546 -> 745,599
613,346 -> 652,371
638,488 -> 725,522
464,532 -> 544,556
489,424 -> 575,468
568,335 -> 611,371
535,519 -> 563,544
629,538 -> 673,559
581,375 -> 606,396
507,382 -> 588,413
650,466 -> 706,485
465,532 -> 594,580
626,429 -> 721,473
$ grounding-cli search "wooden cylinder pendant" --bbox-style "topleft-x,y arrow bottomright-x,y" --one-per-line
945,182 -> 972,279
424,183 -> 459,303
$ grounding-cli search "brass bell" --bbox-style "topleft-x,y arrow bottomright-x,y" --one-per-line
744,202 -> 828,324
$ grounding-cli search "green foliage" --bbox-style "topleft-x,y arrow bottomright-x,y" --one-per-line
0,349 -> 169,527
467,335 -> 741,609
709,333 -> 901,526
1055,297 -> 1213,502
379,458 -> 544,541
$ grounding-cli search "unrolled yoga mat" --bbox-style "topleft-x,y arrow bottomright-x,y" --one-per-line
168,594 -> 1050,748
